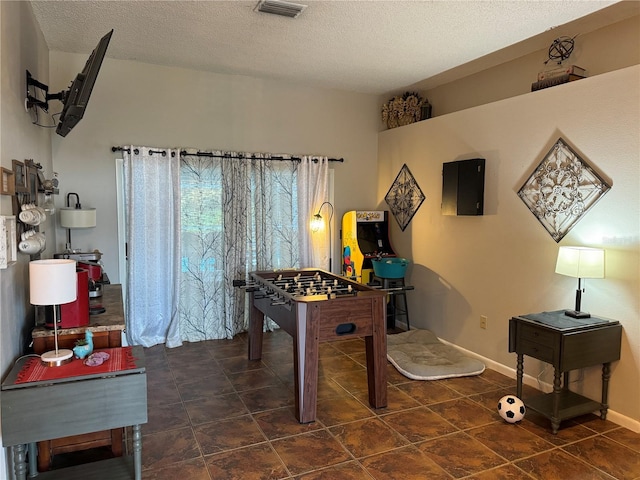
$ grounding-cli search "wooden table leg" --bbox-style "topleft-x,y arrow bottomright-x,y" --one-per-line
294,303 -> 320,424
111,427 -> 124,456
516,353 -> 523,398
551,369 -> 562,434
37,440 -> 51,472
601,362 -> 611,420
365,295 -> 387,408
248,292 -> 264,361
132,424 -> 142,480
11,444 -> 27,480
27,443 -> 38,478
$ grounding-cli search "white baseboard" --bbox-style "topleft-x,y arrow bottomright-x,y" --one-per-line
432,334 -> 640,433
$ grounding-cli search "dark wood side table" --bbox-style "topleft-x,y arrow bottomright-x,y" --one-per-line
31,284 -> 126,471
509,311 -> 622,434
1,346 -> 147,480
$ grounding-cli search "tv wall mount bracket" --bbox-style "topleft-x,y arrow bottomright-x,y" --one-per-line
25,70 -> 69,113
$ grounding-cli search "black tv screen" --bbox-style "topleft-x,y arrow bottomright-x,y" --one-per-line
56,29 -> 113,137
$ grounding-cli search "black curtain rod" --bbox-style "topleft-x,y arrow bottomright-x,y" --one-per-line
111,146 -> 343,163
112,146 -> 175,157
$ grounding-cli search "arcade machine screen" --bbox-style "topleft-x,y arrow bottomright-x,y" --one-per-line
356,222 -> 393,256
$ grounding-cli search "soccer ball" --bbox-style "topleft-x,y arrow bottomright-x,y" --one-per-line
497,395 -> 525,423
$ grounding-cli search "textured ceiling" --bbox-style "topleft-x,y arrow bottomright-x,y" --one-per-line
30,0 -> 622,95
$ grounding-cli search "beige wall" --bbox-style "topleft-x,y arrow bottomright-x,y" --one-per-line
48,53 -> 381,283
0,1 -> 53,374
0,0 -> 53,473
377,66 -> 640,429
399,11 -> 640,120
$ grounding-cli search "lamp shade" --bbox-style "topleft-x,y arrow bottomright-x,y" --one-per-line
29,259 -> 77,306
310,214 -> 323,232
555,246 -> 605,279
59,208 -> 97,228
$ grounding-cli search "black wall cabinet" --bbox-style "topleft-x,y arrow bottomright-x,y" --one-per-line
442,158 -> 485,216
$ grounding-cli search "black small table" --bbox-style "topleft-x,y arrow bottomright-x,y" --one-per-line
509,311 -> 622,434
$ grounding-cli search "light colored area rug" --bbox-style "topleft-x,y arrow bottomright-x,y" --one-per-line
387,329 -> 485,380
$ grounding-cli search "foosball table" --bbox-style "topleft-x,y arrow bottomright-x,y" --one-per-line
241,269 -> 388,423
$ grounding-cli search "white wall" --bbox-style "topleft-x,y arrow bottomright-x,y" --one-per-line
377,66 -> 640,428
0,0 -> 53,384
412,12 -> 640,118
48,54 -> 381,282
0,1 -> 53,474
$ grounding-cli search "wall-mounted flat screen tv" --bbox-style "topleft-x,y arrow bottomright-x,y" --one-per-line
56,29 -> 113,137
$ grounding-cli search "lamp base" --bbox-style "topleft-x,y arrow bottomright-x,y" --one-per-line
564,310 -> 591,319
41,349 -> 73,367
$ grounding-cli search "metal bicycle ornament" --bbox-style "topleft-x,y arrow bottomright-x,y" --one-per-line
385,164 -> 425,231
518,138 -> 611,242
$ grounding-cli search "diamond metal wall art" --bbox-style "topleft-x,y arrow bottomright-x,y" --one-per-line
385,164 -> 425,231
518,137 -> 611,242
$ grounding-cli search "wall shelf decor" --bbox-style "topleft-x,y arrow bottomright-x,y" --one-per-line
1,168 -> 14,195
12,160 -> 28,193
385,164 -> 425,231
25,159 -> 39,200
518,137 -> 611,242
1,216 -> 17,268
381,92 -> 431,129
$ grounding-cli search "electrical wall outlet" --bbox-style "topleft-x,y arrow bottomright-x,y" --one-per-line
480,315 -> 488,329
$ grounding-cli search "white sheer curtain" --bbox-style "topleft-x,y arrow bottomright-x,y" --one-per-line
123,148 -> 330,344
297,156 -> 329,269
123,146 -> 182,348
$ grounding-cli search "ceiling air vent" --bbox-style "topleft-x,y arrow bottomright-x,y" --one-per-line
255,0 -> 307,18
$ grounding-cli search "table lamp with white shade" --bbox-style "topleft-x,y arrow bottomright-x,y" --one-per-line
555,246 -> 605,319
30,259 -> 77,366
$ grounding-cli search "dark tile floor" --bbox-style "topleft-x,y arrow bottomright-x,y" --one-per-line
134,330 -> 640,479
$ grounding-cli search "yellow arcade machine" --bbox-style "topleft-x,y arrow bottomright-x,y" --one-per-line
341,210 -> 396,284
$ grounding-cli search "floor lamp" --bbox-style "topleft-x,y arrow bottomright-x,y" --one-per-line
30,259 -> 77,366
311,202 -> 334,273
